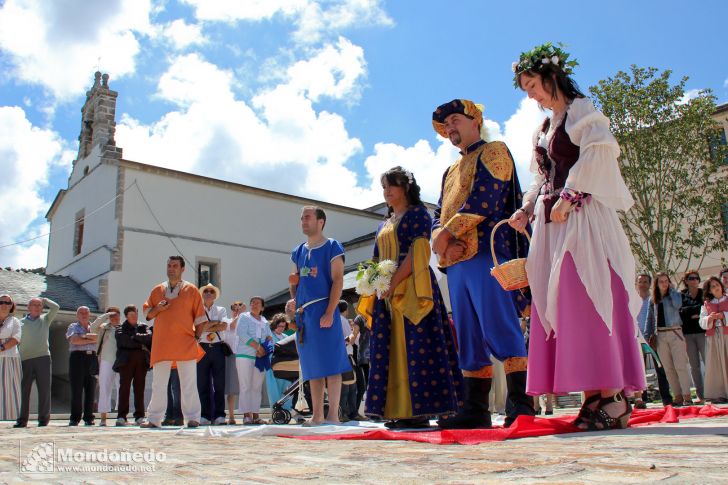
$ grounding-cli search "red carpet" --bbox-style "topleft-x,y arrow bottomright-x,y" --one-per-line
286,405 -> 728,445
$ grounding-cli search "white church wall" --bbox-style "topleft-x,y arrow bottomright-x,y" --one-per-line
47,162 -> 120,295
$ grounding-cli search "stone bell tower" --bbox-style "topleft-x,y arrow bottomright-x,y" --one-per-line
76,71 -> 122,162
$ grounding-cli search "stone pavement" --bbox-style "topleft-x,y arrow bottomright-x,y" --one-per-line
2,409 -> 728,484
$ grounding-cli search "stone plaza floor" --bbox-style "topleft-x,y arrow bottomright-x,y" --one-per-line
2,407 -> 728,484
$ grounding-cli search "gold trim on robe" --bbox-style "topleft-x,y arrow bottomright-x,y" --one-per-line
391,238 -> 434,325
462,365 -> 494,379
377,220 -> 413,419
436,141 -> 514,268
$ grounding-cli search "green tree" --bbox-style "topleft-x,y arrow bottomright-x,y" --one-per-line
590,65 -> 728,277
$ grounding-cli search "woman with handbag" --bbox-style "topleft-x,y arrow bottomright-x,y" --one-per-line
509,42 -> 645,431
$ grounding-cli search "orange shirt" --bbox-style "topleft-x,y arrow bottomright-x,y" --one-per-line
144,281 -> 207,366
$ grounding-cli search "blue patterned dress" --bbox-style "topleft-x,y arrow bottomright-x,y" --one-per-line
365,205 -> 463,419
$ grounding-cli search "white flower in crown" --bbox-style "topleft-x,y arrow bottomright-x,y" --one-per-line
541,57 -> 550,64
511,61 -> 519,73
372,276 -> 390,298
551,55 -> 560,65
378,259 -> 397,276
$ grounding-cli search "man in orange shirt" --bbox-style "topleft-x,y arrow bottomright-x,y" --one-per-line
141,256 -> 207,428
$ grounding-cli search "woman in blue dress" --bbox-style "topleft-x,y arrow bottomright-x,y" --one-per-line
359,167 -> 463,428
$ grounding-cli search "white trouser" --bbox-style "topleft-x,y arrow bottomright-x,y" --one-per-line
236,357 -> 264,413
146,360 -> 200,425
98,360 -> 120,413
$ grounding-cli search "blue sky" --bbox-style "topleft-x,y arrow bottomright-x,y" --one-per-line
1,0 -> 726,268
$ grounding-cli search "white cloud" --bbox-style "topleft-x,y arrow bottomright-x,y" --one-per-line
116,42 -> 367,203
293,0 -> 393,43
361,139 -> 458,205
160,19 -> 207,50
677,88 -> 703,105
181,0 -> 392,43
285,37 -> 366,101
485,97 -> 546,187
0,107 -> 73,268
157,53 -> 236,107
0,0 -> 155,100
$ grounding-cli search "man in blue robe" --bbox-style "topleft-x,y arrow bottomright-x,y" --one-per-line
432,99 -> 534,428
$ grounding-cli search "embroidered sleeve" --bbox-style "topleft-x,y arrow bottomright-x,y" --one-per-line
443,176 -> 511,239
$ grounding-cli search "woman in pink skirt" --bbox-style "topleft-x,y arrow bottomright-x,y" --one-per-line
509,42 -> 645,431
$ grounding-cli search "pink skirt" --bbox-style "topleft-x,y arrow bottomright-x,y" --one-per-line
527,252 -> 646,395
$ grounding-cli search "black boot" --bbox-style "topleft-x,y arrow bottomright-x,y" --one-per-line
504,371 -> 535,427
437,377 -> 492,429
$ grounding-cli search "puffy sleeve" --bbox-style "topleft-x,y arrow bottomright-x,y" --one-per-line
564,97 -> 634,211
522,127 -> 546,211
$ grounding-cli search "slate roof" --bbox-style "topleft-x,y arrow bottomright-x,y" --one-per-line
0,269 -> 99,312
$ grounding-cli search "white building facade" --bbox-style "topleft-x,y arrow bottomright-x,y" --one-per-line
46,73 -> 385,313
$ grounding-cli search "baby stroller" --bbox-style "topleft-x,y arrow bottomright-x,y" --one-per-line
270,336 -> 303,425
269,334 -> 355,425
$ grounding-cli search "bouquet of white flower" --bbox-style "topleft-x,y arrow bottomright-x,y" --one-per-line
355,259 -> 398,298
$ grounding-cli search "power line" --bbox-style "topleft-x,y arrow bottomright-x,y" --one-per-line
133,181 -> 194,269
0,180 -> 138,250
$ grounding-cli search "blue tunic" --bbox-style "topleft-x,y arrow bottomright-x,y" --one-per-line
291,238 -> 351,380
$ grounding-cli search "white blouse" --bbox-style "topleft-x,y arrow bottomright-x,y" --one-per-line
0,315 -> 22,358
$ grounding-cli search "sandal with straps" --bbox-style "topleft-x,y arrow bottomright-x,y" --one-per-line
573,393 -> 601,428
586,391 -> 632,431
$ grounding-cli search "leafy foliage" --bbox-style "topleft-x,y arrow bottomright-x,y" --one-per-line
590,65 -> 728,277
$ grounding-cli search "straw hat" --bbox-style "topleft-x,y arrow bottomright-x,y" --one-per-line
198,283 -> 220,300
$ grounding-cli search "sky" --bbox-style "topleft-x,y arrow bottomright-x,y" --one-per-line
1,0 -> 726,269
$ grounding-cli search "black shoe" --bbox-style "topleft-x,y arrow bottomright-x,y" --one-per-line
544,410 -> 554,415
504,370 -> 536,428
384,417 -> 432,429
161,419 -> 175,426
437,377 -> 493,430
84,420 -> 95,426
68,421 -> 79,427
38,421 -> 49,427
13,421 -> 27,428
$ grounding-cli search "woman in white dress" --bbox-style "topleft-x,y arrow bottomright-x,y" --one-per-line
509,42 -> 645,431
0,294 -> 22,420
700,277 -> 728,403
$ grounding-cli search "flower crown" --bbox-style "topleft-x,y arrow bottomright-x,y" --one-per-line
512,42 -> 578,88
403,169 -> 414,185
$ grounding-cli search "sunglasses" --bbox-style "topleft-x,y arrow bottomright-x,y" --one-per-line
0,301 -> 12,305
203,290 -> 216,294
687,276 -> 700,281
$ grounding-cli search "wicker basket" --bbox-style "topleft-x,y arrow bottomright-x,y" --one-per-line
489,219 -> 530,291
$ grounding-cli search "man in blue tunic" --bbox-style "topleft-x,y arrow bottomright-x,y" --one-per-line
431,99 -> 534,429
289,206 -> 351,425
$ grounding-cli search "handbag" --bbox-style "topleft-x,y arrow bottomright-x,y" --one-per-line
215,332 -> 234,357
